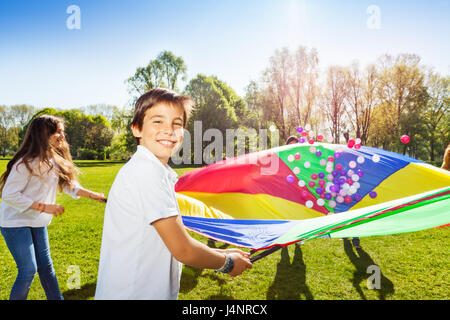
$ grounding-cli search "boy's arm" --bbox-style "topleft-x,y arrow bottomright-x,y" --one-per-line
152,215 -> 252,276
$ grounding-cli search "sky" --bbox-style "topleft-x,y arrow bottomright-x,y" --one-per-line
0,0 -> 449,109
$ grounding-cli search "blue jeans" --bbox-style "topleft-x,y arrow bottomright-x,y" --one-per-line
0,227 -> 64,300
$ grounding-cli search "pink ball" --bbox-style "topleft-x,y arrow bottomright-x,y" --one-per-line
311,173 -> 318,180
327,156 -> 334,162
347,139 -> 355,148
308,181 -> 316,187
308,139 -> 315,145
318,179 -> 326,187
344,196 -> 352,204
294,153 -> 301,160
401,135 -> 410,144
336,163 -> 343,171
354,144 -> 361,150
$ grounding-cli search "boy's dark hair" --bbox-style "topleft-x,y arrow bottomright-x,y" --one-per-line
131,88 -> 194,145
285,136 -> 299,145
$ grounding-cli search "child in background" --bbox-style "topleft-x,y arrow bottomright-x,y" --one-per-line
0,115 -> 106,300
441,143 -> 450,171
95,88 -> 252,300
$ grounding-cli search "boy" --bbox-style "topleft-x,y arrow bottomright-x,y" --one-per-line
95,88 -> 252,300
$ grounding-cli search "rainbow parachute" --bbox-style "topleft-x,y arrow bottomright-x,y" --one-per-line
175,143 -> 450,253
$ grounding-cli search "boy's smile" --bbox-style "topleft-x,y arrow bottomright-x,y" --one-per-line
131,103 -> 185,165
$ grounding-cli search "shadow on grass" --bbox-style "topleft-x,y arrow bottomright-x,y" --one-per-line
63,282 -> 96,300
266,246 -> 314,300
74,161 -> 126,168
343,238 -> 395,300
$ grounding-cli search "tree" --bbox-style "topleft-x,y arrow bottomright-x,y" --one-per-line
262,47 -> 292,140
183,74 -> 240,163
321,66 -> 349,143
422,72 -> 450,161
344,62 -> 378,144
127,50 -> 187,102
376,54 -> 428,153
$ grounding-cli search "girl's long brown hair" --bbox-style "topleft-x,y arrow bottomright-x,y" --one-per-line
0,115 -> 79,194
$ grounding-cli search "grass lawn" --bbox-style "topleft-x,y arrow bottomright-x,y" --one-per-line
0,159 -> 448,300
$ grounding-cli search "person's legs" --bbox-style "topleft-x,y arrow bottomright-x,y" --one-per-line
352,237 -> 361,249
31,227 -> 64,300
0,227 -> 38,300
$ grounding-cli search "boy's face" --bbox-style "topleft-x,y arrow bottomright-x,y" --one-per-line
132,103 -> 184,165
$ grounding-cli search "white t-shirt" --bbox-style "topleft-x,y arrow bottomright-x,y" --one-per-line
94,145 -> 182,300
0,158 -> 80,228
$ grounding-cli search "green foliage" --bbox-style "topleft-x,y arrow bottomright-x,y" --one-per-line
127,50 -> 187,102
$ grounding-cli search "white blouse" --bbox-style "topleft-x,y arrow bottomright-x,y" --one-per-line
0,158 -> 80,228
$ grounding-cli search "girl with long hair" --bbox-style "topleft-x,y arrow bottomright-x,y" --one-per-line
0,115 -> 106,300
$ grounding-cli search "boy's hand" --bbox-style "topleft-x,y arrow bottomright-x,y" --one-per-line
44,204 -> 65,216
223,248 -> 250,259
228,253 -> 252,277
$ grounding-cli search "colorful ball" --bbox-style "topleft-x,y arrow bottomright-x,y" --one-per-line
316,187 -> 323,194
296,126 -> 303,133
308,181 -> 316,187
286,175 -> 295,183
336,163 -> 343,171
401,135 -> 410,144
369,191 -> 378,198
344,196 -> 352,204
308,139 -> 315,145
328,200 -> 337,208
305,200 -> 314,208
298,180 -> 306,187
311,173 -> 318,180
294,153 -> 301,160
347,139 -> 355,148
316,150 -> 322,157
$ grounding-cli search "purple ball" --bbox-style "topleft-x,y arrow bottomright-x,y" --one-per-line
318,172 -> 325,179
334,152 -> 341,159
324,193 -> 332,200
286,175 -> 295,183
332,170 -> 339,177
316,187 -> 323,194
297,126 -> 303,133
316,150 -> 322,157
333,178 -> 340,185
369,191 -> 377,198
353,194 -> 362,202
299,138 -> 305,143
357,170 -> 364,177
339,177 -> 346,184
330,185 -> 338,193
340,170 -> 347,177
